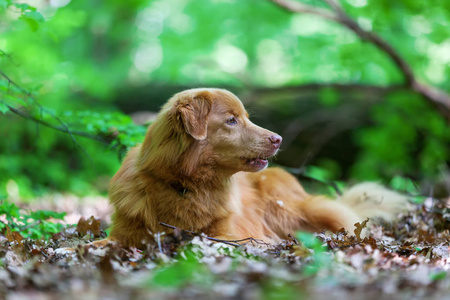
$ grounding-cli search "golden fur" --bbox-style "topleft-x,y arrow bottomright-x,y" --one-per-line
105,88 -> 408,248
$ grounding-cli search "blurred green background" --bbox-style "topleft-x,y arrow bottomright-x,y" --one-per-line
0,0 -> 449,200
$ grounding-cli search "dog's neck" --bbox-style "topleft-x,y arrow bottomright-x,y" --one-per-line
141,151 -> 234,195
169,181 -> 189,196
141,137 -> 234,193
157,164 -> 233,195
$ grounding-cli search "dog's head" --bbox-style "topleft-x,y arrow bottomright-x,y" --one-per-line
140,88 -> 282,177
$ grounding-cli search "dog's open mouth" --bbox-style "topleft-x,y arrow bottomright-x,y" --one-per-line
243,157 -> 270,169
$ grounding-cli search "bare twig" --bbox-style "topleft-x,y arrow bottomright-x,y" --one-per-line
19,220 -> 42,231
159,222 -> 240,247
287,233 -> 299,245
269,0 -> 450,118
158,222 -> 270,247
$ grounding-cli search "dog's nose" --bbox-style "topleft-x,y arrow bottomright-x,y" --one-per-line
269,134 -> 282,148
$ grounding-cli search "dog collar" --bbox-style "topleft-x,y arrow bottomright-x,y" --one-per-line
170,182 -> 189,196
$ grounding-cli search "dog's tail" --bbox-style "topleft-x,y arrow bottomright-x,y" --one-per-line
337,182 -> 410,223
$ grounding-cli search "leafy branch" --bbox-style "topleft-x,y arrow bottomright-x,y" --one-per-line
269,0 -> 450,119
0,70 -> 98,144
0,70 -> 146,155
1,0 -> 45,32
5,105 -> 115,145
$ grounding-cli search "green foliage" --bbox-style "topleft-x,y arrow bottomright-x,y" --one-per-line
0,0 -> 45,31
146,241 -> 266,291
0,200 -> 66,239
430,271 -> 447,281
0,0 -> 449,198
0,0 -> 148,197
262,282 -> 299,300
319,87 -> 340,107
390,176 -> 418,194
352,91 -> 450,180
63,111 -> 147,150
151,250 -> 213,289
296,232 -> 331,276
0,102 -> 9,114
304,165 -> 336,182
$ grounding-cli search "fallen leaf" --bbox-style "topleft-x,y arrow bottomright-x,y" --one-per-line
6,226 -> 23,244
354,218 -> 369,242
76,216 -> 102,237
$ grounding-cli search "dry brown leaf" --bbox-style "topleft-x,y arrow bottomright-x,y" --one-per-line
6,226 -> 23,244
292,245 -> 312,258
76,216 -> 102,237
354,218 -> 369,242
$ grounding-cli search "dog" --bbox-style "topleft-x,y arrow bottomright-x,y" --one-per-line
105,88 -> 408,248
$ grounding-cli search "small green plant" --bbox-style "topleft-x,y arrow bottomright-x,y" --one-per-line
0,200 -> 66,239
296,231 -> 331,276
149,248 -> 214,289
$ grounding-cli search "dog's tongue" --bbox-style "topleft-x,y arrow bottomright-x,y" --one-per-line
248,158 -> 268,168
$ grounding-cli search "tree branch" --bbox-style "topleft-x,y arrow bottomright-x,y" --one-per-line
269,0 -> 450,118
0,70 -> 80,144
249,82 -> 402,95
0,70 -> 117,145
5,104 -> 114,144
270,0 -> 340,22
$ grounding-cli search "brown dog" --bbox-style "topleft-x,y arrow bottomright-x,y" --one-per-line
106,88 -> 407,248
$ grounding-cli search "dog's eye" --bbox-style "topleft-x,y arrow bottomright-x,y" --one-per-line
226,117 -> 238,125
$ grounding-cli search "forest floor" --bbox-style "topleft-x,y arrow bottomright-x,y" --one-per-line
1,194 -> 449,300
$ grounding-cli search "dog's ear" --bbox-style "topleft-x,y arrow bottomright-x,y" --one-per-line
176,91 -> 212,140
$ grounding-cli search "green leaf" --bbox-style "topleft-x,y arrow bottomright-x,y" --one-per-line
42,222 -> 63,233
430,271 -> 447,281
0,0 -> 10,10
28,227 -> 43,239
153,258 -> 203,288
29,210 -> 66,221
0,79 -> 9,91
2,94 -> 28,106
19,10 -> 44,32
296,231 -> 325,253
304,165 -> 334,182
23,11 -> 45,22
0,201 -> 21,219
20,16 -> 39,32
13,3 -> 36,12
390,176 -> 418,193
0,102 -> 9,114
